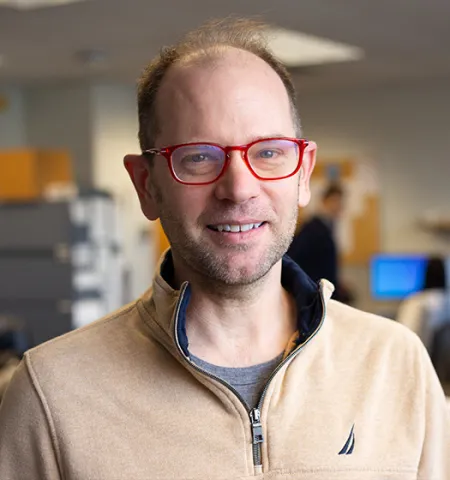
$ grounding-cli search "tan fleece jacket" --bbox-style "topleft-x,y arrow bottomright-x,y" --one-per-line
0,259 -> 449,480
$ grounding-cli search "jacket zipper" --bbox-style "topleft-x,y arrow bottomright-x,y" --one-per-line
249,407 -> 264,467
172,282 -> 327,473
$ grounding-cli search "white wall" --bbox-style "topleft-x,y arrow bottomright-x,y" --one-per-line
25,84 -> 93,186
91,84 -> 155,299
0,87 -> 26,147
299,81 -> 450,254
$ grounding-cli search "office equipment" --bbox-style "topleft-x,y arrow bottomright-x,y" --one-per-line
0,193 -> 125,347
370,254 -> 428,300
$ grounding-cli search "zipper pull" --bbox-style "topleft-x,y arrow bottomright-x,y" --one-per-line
250,408 -> 264,445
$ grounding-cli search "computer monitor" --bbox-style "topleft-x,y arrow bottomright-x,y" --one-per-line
370,254 -> 428,301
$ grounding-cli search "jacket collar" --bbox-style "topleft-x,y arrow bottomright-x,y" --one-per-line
141,250 -> 334,357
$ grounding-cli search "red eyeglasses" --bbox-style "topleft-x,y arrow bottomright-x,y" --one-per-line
142,137 -> 309,185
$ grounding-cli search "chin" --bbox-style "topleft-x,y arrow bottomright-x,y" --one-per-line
211,268 -> 268,287
202,251 -> 280,286
173,233 -> 288,286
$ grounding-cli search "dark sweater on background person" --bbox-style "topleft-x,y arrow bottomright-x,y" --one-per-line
287,215 -> 338,289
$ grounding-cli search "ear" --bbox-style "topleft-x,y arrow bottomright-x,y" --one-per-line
124,154 -> 160,221
298,141 -> 317,207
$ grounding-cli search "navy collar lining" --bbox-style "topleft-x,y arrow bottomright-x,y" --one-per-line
160,251 -> 323,357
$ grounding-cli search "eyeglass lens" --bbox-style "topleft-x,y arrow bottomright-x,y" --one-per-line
171,139 -> 300,183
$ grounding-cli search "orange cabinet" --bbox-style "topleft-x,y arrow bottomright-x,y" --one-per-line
0,149 -> 73,201
155,219 -> 170,258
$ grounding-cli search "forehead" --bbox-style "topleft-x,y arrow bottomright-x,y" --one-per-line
155,48 -> 295,146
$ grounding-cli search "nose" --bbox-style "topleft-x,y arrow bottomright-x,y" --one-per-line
213,150 -> 261,203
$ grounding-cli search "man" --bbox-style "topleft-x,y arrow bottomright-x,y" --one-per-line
0,19 -> 449,479
287,183 -> 350,302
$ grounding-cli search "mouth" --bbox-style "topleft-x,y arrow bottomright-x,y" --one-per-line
207,222 -> 266,233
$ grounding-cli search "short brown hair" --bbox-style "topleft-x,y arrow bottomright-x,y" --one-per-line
322,182 -> 344,201
137,18 -> 301,151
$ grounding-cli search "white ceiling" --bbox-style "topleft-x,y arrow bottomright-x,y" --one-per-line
0,0 -> 449,91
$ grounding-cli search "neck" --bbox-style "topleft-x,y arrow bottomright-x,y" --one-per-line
177,260 -> 297,367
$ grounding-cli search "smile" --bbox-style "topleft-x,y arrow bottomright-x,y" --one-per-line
208,222 -> 265,233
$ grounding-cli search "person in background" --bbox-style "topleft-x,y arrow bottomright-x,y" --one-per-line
0,18 -> 448,480
287,182 -> 351,302
397,257 -> 449,349
397,256 -> 450,384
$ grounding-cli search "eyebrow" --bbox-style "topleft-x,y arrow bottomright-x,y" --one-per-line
247,134 -> 289,143
176,134 -> 290,146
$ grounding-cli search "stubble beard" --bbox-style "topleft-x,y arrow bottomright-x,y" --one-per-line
160,217 -> 298,293
154,187 -> 298,290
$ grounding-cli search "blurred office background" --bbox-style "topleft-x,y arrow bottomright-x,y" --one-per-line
0,0 -> 450,393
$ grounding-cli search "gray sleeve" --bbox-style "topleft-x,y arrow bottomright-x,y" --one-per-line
0,359 -> 62,480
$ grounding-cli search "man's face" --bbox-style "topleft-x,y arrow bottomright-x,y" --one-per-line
127,49 -> 316,287
324,194 -> 344,218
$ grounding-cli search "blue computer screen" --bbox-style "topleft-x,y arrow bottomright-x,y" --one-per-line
370,254 -> 428,300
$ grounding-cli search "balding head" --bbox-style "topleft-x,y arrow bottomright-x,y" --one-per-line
137,18 -> 301,152
154,47 -> 296,148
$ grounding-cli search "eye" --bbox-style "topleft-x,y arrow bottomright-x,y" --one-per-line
182,151 -> 223,164
186,153 -> 211,163
256,149 -> 279,159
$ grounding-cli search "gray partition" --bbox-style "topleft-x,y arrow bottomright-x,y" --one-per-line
0,196 -> 124,347
0,201 -> 74,347
0,202 -> 72,249
0,257 -> 72,300
0,300 -> 72,347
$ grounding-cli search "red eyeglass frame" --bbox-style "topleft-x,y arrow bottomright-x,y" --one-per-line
142,137 -> 309,186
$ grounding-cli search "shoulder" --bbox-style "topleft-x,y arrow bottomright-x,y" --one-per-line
24,300 -> 143,380
326,299 -> 417,339
301,216 -> 323,229
316,301 -> 441,407
324,300 -> 426,361
294,217 -> 327,241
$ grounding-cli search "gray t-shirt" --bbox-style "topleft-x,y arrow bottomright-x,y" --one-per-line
191,353 -> 284,410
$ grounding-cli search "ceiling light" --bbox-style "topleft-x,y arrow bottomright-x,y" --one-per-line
0,0 -> 88,9
266,28 -> 364,67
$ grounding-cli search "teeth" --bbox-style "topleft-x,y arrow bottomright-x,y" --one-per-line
211,223 -> 263,232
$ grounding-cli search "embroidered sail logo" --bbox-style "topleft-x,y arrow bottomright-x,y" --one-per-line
338,424 -> 355,455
